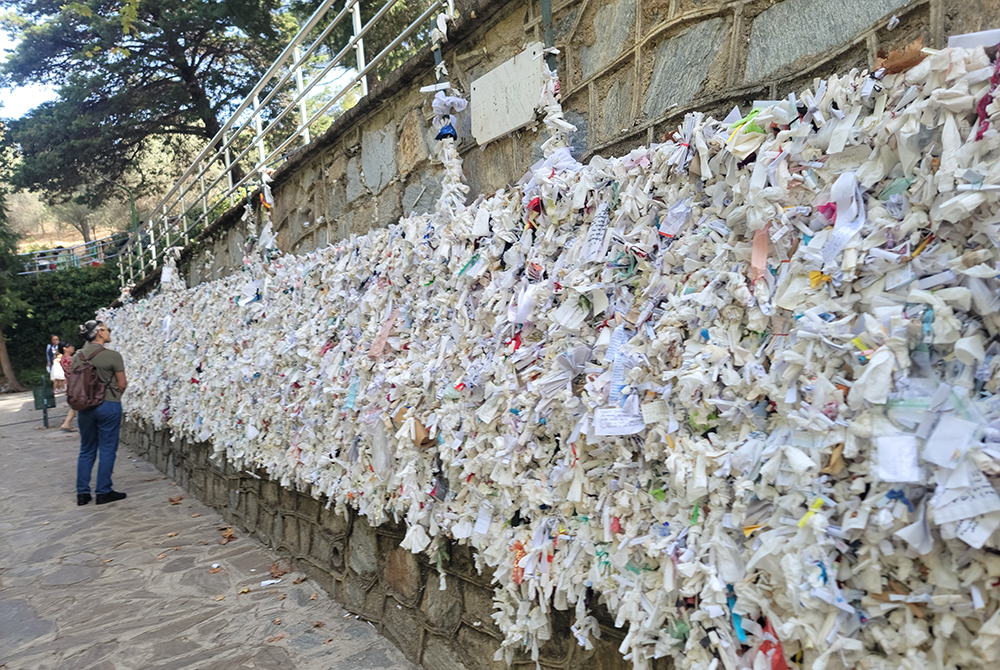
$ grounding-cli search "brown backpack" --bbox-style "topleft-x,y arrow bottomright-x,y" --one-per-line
66,346 -> 107,411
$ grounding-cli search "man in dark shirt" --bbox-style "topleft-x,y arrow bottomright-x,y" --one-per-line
73,320 -> 128,505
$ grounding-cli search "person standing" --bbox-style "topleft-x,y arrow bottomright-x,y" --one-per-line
50,345 -> 66,391
73,320 -> 128,506
45,334 -> 59,375
58,343 -> 78,432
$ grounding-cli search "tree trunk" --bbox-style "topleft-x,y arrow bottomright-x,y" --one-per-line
80,219 -> 93,243
0,332 -> 28,392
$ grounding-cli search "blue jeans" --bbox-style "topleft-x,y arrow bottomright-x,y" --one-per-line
77,401 -> 123,495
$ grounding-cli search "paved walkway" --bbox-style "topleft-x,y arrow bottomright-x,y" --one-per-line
0,392 -> 416,670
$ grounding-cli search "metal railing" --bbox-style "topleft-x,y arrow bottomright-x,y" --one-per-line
18,233 -> 130,276
118,0 -> 448,290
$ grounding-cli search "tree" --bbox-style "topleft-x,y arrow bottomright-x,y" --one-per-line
0,122 -> 29,391
7,263 -> 122,383
51,200 -> 95,243
1,0 -> 289,204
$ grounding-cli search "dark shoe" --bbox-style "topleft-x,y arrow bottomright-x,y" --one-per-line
95,491 -> 127,505
77,493 -> 92,506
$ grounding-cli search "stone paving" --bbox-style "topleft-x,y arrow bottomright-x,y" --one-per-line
0,391 -> 417,670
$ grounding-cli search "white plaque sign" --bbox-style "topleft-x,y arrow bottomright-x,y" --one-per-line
470,42 -> 546,146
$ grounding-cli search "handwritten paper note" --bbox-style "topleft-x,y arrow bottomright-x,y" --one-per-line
594,407 -> 645,436
603,324 -> 629,364
955,512 -> 1000,549
641,400 -> 670,424
932,469 -> 1000,524
876,435 -> 920,483
584,203 -> 610,262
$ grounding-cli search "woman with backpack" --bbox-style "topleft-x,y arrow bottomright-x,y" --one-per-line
71,320 -> 128,506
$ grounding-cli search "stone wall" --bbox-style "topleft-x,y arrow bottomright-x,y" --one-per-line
123,418 -> 667,670
178,0 -> 1000,286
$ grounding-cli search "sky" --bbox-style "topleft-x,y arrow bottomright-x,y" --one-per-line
0,32 -> 58,119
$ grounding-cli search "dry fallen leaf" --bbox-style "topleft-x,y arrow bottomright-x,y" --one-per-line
323,638 -> 334,645
157,552 -> 168,560
875,36 -> 926,74
313,621 -> 325,628
208,566 -> 223,574
191,513 -> 200,518
292,576 -> 307,585
278,594 -> 287,600
239,587 -> 250,594
168,496 -> 184,505
218,527 -> 237,545
309,592 -> 317,600
273,618 -> 282,625
266,633 -> 285,643
103,559 -> 113,563
167,532 -> 178,538
214,595 -> 225,601
269,561 -> 289,578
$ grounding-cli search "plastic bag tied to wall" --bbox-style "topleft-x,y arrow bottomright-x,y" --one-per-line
106,46 -> 1000,670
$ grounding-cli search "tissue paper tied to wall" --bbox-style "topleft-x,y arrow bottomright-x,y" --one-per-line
107,45 -> 1000,670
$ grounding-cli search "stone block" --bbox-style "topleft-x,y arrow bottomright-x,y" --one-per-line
746,0 -> 911,82
361,121 -> 397,195
319,505 -> 351,538
572,629 -> 631,670
310,529 -> 332,563
422,633 -> 471,670
643,18 -> 728,119
342,569 -> 367,611
260,479 -> 280,505
297,518 -> 312,556
244,492 -> 259,531
377,180 -> 403,229
296,494 -> 320,522
257,509 -> 275,540
464,138 -> 515,199
383,547 -> 422,604
348,518 -> 379,578
420,580 -> 462,634
402,172 -> 442,215
326,151 -> 346,181
456,624 -> 506,670
346,157 -> 365,203
397,109 -> 428,178
579,0 -> 636,80
278,485 -> 296,510
602,75 -> 634,141
381,603 -> 423,663
460,580 -> 502,638
282,515 -> 300,553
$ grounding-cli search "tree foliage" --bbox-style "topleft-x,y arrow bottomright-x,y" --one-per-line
6,262 -> 122,383
0,122 -> 30,389
1,0 -> 289,204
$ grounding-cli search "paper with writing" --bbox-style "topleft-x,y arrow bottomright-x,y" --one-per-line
641,400 -> 670,424
954,512 -> 1000,549
932,469 -> 1000,524
584,203 -> 611,262
594,407 -> 645,436
876,435 -> 920,483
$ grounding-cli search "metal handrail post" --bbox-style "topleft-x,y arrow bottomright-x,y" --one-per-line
224,131 -> 234,205
293,47 -> 311,146
351,0 -> 369,97
253,95 -> 267,166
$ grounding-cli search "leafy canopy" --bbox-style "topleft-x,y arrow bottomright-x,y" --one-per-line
1,0 -> 289,203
